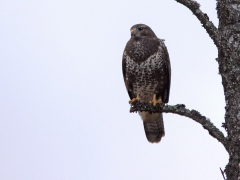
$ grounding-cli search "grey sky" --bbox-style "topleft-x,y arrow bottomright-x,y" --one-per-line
0,0 -> 228,179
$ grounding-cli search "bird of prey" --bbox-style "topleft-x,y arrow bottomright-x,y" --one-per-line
122,24 -> 171,143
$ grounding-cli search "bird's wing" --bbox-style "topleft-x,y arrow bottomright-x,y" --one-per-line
160,39 -> 171,103
122,51 -> 134,100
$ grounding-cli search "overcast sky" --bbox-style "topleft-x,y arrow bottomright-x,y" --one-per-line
0,0 -> 228,179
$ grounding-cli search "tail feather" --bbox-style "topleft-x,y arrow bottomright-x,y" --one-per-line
143,113 -> 165,143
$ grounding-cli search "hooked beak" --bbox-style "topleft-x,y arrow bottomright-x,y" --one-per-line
131,28 -> 136,36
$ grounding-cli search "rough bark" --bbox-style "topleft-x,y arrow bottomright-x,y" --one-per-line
176,0 -> 240,179
131,0 -> 240,179
217,1 -> 240,179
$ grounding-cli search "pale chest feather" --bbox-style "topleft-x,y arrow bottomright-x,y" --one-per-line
124,48 -> 163,76
124,46 -> 164,78
124,46 -> 166,101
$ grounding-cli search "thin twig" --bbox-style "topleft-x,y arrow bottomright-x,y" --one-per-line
220,167 -> 226,180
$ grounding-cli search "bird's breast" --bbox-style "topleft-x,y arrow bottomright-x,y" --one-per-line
124,47 -> 165,102
125,47 -> 163,75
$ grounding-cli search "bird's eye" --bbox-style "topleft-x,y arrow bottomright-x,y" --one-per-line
138,27 -> 143,31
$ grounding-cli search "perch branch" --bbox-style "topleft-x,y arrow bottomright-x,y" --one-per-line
175,0 -> 220,47
130,102 -> 227,149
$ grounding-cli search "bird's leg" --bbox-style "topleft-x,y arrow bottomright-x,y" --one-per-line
149,94 -> 162,106
129,94 -> 140,103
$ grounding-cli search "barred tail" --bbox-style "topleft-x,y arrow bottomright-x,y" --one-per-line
143,113 -> 165,143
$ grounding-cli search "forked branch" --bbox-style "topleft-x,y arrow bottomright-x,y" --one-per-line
175,0 -> 220,47
130,102 -> 227,149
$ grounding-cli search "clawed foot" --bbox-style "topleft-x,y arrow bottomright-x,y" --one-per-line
129,94 -> 140,103
149,94 -> 162,106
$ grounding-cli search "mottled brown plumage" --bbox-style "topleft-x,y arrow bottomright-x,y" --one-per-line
122,24 -> 171,143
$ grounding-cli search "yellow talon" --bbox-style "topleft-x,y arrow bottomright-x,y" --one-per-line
129,94 -> 140,103
149,94 -> 162,106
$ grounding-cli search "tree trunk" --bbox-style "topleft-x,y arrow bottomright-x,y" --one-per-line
217,1 -> 240,179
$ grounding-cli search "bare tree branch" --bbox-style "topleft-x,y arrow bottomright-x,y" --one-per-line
130,102 -> 227,149
175,0 -> 220,47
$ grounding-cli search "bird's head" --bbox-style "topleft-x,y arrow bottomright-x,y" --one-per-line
130,24 -> 156,38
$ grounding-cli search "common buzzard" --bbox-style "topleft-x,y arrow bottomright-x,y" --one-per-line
122,24 -> 171,143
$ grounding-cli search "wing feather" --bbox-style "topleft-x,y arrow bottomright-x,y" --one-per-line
159,39 -> 171,103
122,51 -> 134,100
